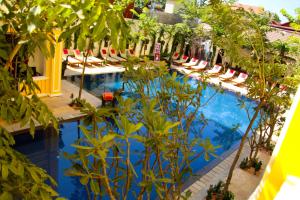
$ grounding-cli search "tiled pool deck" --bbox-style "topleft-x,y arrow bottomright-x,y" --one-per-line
0,80 -> 101,133
183,144 -> 251,199
64,64 -> 125,76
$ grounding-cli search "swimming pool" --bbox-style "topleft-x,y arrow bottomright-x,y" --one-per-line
14,72 -> 258,199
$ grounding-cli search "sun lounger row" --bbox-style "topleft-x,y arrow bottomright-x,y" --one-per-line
205,65 -> 248,85
63,49 -> 103,67
171,52 -> 248,85
206,66 -> 248,85
63,48 -> 138,67
100,48 -> 129,63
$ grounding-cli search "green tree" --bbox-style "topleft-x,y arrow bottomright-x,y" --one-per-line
0,0 -> 62,198
179,1 -> 300,197
200,4 -> 300,194
132,8 -> 160,57
0,0 -> 130,198
65,60 -> 220,200
57,0 -> 130,102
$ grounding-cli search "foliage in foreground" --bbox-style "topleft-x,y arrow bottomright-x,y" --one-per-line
0,66 -> 59,199
65,62 -> 220,200
185,2 -> 300,193
0,0 -> 130,199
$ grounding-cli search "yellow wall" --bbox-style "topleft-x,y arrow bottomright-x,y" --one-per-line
250,86 -> 300,199
33,30 -> 63,96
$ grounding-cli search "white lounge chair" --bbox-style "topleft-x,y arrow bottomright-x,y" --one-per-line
63,49 -> 82,67
206,65 -> 222,75
73,49 -> 103,66
100,48 -> 119,63
127,49 -> 135,57
190,60 -> 208,71
120,50 -> 127,59
86,50 -> 104,65
173,55 -> 189,65
109,48 -> 126,62
183,58 -> 199,67
219,68 -> 236,80
232,72 -> 248,85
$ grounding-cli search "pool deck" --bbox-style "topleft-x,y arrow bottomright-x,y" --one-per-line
64,64 -> 125,76
183,144 -> 251,199
0,80 -> 101,134
171,65 -> 248,96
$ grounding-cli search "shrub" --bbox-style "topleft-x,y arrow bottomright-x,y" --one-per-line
265,143 -> 275,153
206,185 -> 214,200
239,157 -> 249,169
253,160 -> 263,174
205,181 -> 234,200
213,181 -> 224,193
223,190 -> 235,200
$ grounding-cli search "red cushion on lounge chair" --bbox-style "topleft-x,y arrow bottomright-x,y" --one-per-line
102,92 -> 113,101
192,58 -> 198,62
230,69 -> 235,73
63,49 -> 68,54
87,50 -> 93,55
203,61 -> 208,65
111,49 -> 115,54
183,55 -> 188,59
75,49 -> 81,55
102,49 -> 107,54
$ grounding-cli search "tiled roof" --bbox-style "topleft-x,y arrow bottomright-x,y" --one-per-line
266,29 -> 300,42
232,3 -> 264,14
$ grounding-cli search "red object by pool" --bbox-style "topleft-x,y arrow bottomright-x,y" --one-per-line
102,92 -> 114,101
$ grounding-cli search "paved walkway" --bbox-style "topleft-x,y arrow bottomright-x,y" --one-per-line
230,150 -> 270,200
183,144 -> 251,199
183,143 -> 271,200
64,64 -> 125,76
0,80 -> 101,133
42,80 -> 101,119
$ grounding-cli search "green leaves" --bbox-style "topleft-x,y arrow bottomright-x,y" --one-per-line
57,0 -> 130,51
0,192 -> 13,200
90,179 -> 100,194
80,176 -> 89,185
1,164 -> 8,180
0,0 -> 127,199
116,116 -> 143,137
0,132 -> 61,199
71,144 -> 94,150
101,134 -> 116,144
0,49 -> 8,60
200,138 -> 219,161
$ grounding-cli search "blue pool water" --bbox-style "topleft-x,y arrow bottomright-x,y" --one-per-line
14,72 -> 258,199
